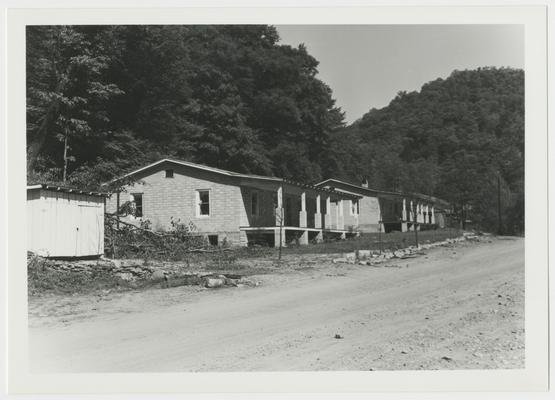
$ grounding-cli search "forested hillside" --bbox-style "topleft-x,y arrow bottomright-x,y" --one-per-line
26,25 -> 343,186
26,25 -> 524,233
327,68 -> 524,234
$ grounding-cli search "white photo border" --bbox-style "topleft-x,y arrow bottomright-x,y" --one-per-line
5,5 -> 548,394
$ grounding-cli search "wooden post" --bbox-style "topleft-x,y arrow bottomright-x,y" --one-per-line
116,192 -> 120,230
413,200 -> 419,247
378,213 -> 383,254
276,185 -> 284,260
497,174 -> 502,235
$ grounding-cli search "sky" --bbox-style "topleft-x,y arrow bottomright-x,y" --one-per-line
276,25 -> 524,124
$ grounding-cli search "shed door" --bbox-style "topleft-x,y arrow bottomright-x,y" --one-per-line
77,204 -> 103,257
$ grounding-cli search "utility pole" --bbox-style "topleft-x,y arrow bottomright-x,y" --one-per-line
413,201 -> 419,248
497,174 -> 502,235
378,216 -> 383,254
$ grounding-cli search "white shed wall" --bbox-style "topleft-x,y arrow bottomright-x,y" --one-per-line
27,189 -> 105,257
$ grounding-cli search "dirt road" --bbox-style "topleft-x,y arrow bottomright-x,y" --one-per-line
29,237 -> 524,372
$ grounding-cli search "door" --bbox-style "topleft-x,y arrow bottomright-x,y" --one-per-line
77,203 -> 103,257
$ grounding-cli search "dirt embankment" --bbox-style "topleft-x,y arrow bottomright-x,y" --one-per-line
29,237 -> 524,372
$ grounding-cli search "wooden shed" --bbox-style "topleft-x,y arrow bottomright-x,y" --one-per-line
27,184 -> 106,258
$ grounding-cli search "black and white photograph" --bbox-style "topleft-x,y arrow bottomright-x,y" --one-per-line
3,4 -> 550,395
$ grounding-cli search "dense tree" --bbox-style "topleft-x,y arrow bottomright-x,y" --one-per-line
329,68 -> 524,234
26,26 -> 524,233
26,26 -> 124,179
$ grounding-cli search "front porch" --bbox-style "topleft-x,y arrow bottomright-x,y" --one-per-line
238,178 -> 361,247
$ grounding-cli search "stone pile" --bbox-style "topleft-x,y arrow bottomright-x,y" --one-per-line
332,234 -> 479,266
29,254 -> 255,287
43,258 -> 156,281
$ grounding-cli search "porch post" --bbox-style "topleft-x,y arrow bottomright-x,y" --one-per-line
275,185 -> 284,227
431,205 -> 436,224
299,191 -> 307,228
314,194 -> 322,229
324,195 -> 332,229
337,199 -> 344,230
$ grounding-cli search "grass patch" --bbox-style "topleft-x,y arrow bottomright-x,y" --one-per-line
280,228 -> 462,255
28,229 -> 462,297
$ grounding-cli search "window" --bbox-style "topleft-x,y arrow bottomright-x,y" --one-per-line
131,193 -> 143,217
208,235 -> 219,246
350,199 -> 358,216
251,192 -> 259,216
196,190 -> 210,216
165,169 -> 174,178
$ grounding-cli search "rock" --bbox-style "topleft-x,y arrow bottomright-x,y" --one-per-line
204,277 -> 226,288
332,258 -> 349,264
120,259 -> 145,267
224,278 -> 239,286
357,250 -> 372,259
116,272 -> 133,281
151,270 -> 167,281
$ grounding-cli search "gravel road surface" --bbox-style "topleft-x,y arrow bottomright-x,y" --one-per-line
29,237 -> 524,372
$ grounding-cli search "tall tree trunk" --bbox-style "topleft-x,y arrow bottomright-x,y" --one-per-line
62,131 -> 68,183
26,99 -> 59,173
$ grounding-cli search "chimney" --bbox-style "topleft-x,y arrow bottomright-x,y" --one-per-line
361,179 -> 369,188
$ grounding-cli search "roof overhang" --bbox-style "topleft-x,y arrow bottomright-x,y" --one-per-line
27,184 -> 108,197
104,159 -> 361,199
315,178 -> 449,205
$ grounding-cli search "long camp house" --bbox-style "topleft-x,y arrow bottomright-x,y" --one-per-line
315,178 -> 450,233
105,159 -> 362,247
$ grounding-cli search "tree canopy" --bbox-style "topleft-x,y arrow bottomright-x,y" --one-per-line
26,25 -> 524,233
327,67 -> 524,234
26,25 -> 343,186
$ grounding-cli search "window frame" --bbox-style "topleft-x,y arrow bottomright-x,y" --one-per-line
130,193 -> 143,218
196,189 -> 211,217
165,169 -> 174,178
350,199 -> 359,216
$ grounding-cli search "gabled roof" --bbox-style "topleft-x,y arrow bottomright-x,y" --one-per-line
315,178 -> 450,206
315,178 -> 400,197
112,158 -> 283,183
27,184 -> 108,197
104,159 -> 361,198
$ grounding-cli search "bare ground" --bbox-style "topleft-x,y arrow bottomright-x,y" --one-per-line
28,237 -> 524,372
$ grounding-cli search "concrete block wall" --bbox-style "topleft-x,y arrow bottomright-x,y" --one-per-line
106,164 -> 245,245
358,196 -> 382,233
